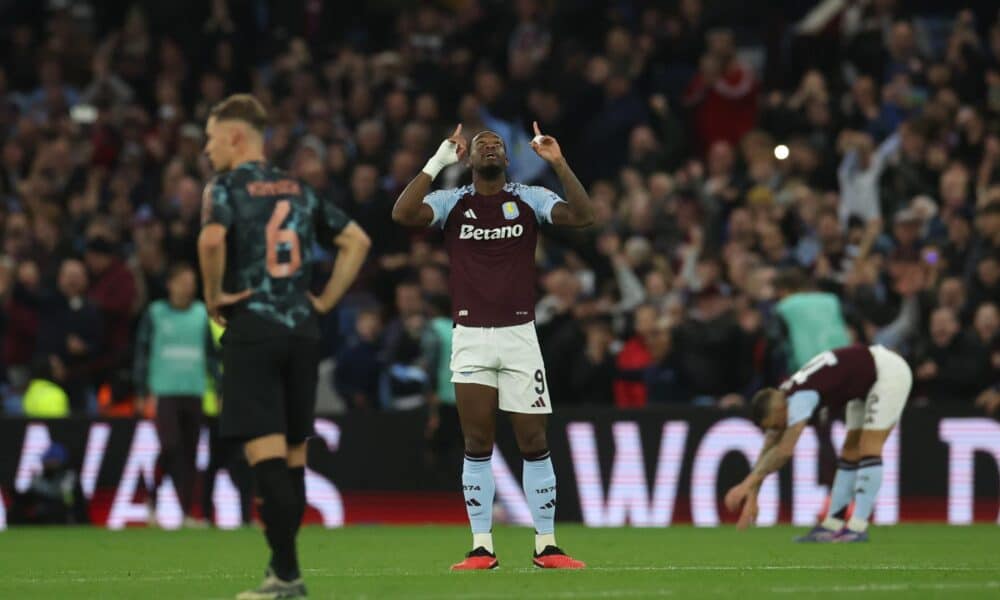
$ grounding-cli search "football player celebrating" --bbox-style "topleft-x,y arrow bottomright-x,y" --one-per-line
392,122 -> 592,569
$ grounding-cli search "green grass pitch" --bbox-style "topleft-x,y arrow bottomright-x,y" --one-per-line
1,525 -> 998,599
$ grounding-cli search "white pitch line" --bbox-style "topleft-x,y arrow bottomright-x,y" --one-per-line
770,581 -> 1000,594
407,590 -> 674,599
5,573 -> 250,585
581,565 -> 999,573
6,564 -> 998,586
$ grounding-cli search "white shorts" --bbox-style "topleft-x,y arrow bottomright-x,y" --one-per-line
450,321 -> 551,414
845,345 -> 913,431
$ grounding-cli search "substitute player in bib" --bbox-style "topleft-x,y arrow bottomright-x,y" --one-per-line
724,344 -> 913,542
393,123 -> 593,570
199,94 -> 370,599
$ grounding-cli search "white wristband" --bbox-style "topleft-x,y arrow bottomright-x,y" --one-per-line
422,139 -> 460,179
422,160 -> 446,180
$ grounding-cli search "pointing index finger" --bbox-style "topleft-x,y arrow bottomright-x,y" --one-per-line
532,121 -> 542,137
453,123 -> 463,137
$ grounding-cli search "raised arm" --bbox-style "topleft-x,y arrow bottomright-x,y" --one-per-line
530,121 -> 594,228
392,124 -> 467,227
871,131 -> 901,175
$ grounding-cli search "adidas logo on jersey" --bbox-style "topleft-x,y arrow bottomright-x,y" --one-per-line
464,208 -> 477,219
531,397 -> 546,408
459,223 -> 524,240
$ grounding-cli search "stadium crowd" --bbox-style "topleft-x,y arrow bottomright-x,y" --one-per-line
0,0 -> 998,421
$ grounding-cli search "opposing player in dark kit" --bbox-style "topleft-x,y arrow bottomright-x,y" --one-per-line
392,122 -> 593,569
199,94 -> 370,598
725,344 -> 913,542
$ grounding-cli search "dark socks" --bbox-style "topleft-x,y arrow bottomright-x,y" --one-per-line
253,458 -> 300,581
289,466 -> 306,536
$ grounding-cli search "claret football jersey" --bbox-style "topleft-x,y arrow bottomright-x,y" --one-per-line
780,345 -> 879,425
423,182 -> 565,328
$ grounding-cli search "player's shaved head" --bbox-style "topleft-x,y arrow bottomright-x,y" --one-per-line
471,130 -> 506,148
751,388 -> 786,430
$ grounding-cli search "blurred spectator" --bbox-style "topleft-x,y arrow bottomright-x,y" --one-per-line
683,28 -> 758,154
536,266 -> 586,405
578,58 -> 648,182
772,268 -> 850,372
973,302 -> 1000,349
644,320 -> 689,403
343,163 -> 410,303
673,286 -> 749,406
334,307 -> 383,411
163,176 -> 202,267
935,276 -> 969,322
973,300 -> 1000,416
83,227 -> 137,408
941,211 -> 975,278
837,130 -> 900,224
381,310 -> 429,411
614,304 -> 658,408
3,259 -> 42,391
34,259 -> 102,412
133,264 -> 213,525
911,307 -> 991,404
422,294 -> 460,468
968,252 -> 999,311
569,317 -> 617,406
8,443 -> 88,525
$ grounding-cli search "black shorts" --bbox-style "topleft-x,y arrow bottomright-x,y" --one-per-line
220,313 -> 320,444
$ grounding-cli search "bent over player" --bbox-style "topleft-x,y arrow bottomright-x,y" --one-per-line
393,123 -> 593,569
725,344 -> 913,542
199,94 -> 370,598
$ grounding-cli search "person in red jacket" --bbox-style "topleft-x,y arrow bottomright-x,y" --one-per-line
683,29 -> 759,155
614,303 -> 659,408
3,260 -> 42,391
83,232 -> 137,405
